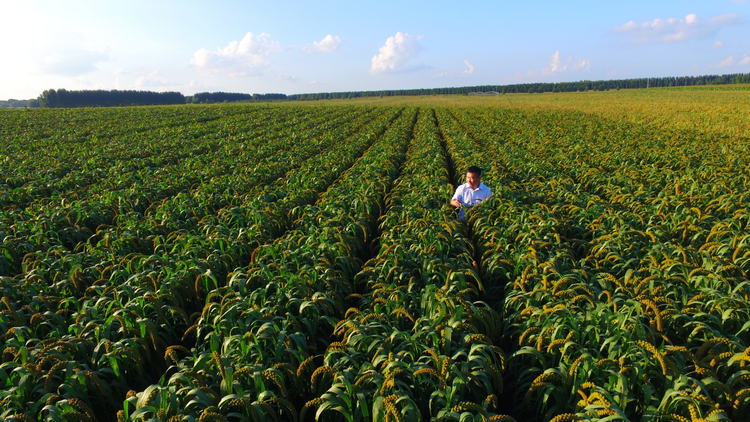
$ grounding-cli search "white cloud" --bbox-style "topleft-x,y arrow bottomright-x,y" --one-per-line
574,58 -> 591,71
434,71 -> 452,78
714,41 -> 725,49
462,60 -> 475,75
113,68 -> 194,92
542,50 -> 591,75
718,56 -> 736,67
0,6 -> 111,78
190,32 -> 280,76
708,14 -> 742,25
307,34 -> 341,53
613,13 -> 741,44
716,55 -> 750,68
22,20 -> 112,77
37,46 -> 110,76
133,70 -> 179,89
370,32 -> 423,74
546,50 -> 563,74
277,73 -> 299,82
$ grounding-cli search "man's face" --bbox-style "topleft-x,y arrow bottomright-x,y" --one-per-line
466,171 -> 480,189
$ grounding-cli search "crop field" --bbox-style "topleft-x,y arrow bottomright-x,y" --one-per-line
1,89 -> 750,422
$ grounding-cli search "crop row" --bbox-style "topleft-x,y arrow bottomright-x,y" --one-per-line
442,106 -> 750,421
0,106 -> 362,216
118,107 -> 416,421
3,100 -> 749,422
1,106 -> 269,195
300,108 -> 507,421
0,106 -> 398,421
0,107 -> 381,277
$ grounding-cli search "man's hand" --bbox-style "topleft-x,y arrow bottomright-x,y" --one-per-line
451,199 -> 462,208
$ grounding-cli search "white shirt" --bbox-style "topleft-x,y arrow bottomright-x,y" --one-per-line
452,182 -> 491,219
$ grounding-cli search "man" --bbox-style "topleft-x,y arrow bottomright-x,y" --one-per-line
451,166 -> 491,219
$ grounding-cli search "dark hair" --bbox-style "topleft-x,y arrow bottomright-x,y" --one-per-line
467,166 -> 481,176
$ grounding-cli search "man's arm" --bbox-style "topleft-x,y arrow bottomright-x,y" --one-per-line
451,185 -> 463,208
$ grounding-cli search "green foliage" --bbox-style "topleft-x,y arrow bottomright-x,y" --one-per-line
1,94 -> 749,422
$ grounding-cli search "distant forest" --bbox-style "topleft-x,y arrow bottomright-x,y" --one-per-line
36,89 -> 186,108
0,98 -> 40,108
190,92 -> 287,103
1,72 -> 748,108
286,72 -> 750,100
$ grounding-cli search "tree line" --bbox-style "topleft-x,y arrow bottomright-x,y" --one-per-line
287,72 -> 750,100
28,90 -> 288,107
4,72 -> 748,108
37,89 -> 185,108
0,98 -> 40,108
189,92 -> 287,103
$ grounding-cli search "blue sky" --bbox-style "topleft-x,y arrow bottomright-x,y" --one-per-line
1,0 -> 749,99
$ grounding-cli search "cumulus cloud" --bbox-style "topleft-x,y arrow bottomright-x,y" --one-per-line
542,50 -> 591,75
714,41 -> 725,49
574,59 -> 591,71
371,32 -> 423,74
718,56 -> 736,67
546,50 -> 564,74
613,13 -> 741,44
462,60 -> 475,75
191,32 -> 280,76
716,55 -> 750,68
307,34 -> 341,53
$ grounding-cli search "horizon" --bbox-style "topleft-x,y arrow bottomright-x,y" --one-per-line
2,0 -> 749,101
9,71 -> 750,102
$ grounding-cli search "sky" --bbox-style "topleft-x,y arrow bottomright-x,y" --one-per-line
1,0 -> 749,100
